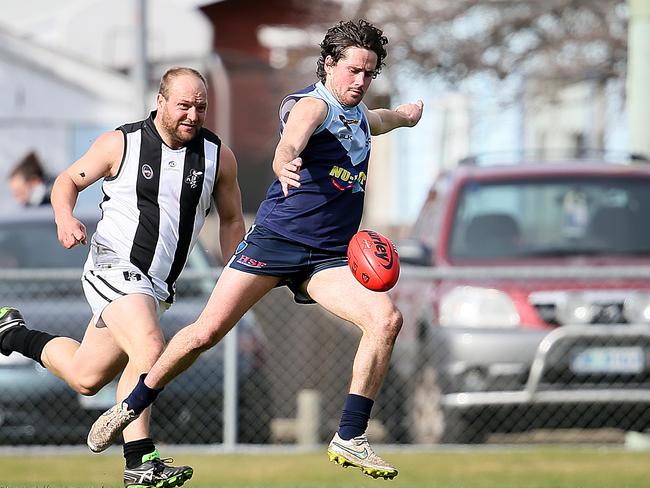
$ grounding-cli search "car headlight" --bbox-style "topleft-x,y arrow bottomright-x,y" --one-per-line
439,286 -> 520,328
623,293 -> 650,324
556,294 -> 596,325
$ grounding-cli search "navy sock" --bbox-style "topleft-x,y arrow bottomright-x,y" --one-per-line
124,374 -> 163,414
123,437 -> 156,469
1,327 -> 57,367
338,393 -> 374,440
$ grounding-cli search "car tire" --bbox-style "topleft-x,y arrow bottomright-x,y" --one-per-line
238,371 -> 271,444
408,365 -> 486,444
408,365 -> 446,443
374,364 -> 409,443
153,393 -> 223,444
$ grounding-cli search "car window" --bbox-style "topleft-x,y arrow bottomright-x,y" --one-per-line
0,219 -> 213,271
448,177 -> 650,259
411,174 -> 452,250
179,241 -> 218,295
0,221 -> 94,269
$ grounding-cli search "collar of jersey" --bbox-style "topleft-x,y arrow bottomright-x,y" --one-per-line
146,111 -> 193,153
315,82 -> 361,116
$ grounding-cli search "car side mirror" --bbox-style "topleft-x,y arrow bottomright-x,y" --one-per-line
397,239 -> 432,266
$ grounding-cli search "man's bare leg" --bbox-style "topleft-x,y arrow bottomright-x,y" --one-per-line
87,269 -> 279,452
307,266 -> 402,479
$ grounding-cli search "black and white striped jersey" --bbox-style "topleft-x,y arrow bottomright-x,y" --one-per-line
91,112 -> 220,303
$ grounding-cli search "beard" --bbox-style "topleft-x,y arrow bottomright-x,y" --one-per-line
161,112 -> 200,148
172,125 -> 198,145
333,87 -> 364,108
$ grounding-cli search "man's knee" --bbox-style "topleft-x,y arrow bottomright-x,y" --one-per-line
185,320 -> 222,353
367,307 -> 402,342
75,375 -> 112,396
385,308 -> 403,339
142,335 -> 166,357
126,333 -> 166,366
197,328 -> 223,352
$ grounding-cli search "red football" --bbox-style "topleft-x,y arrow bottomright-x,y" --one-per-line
347,229 -> 400,292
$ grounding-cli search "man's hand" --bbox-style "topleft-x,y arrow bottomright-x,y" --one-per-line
278,157 -> 302,197
56,217 -> 87,249
395,99 -> 424,127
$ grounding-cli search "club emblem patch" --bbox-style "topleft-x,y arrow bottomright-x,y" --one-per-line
185,169 -> 203,189
141,164 -> 154,180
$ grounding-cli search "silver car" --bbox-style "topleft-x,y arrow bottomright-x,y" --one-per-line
0,206 -> 270,445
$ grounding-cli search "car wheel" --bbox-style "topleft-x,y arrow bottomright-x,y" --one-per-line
408,365 -> 445,443
153,396 -> 223,444
408,365 -> 487,444
374,364 -> 409,443
238,371 -> 271,443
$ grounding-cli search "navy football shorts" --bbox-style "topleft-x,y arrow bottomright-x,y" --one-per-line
227,224 -> 348,304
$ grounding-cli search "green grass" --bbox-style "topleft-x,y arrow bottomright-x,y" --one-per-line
0,447 -> 648,488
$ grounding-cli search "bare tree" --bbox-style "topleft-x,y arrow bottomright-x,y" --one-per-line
301,0 -> 627,85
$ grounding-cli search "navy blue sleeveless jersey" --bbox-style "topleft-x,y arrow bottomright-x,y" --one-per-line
254,82 -> 371,252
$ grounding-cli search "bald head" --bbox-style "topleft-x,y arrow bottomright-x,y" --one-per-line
159,67 -> 207,100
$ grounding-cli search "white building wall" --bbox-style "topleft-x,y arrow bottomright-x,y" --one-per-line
0,1 -> 214,211
525,80 -> 608,159
0,56 -> 132,210
0,0 -> 212,71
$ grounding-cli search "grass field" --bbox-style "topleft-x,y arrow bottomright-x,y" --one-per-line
0,446 -> 648,488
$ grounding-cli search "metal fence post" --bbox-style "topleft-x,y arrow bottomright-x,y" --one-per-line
222,325 -> 239,449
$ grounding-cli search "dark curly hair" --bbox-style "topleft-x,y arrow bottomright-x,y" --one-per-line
316,20 -> 388,82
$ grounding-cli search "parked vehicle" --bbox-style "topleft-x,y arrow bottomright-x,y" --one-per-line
0,206 -> 270,445
392,158 -> 650,443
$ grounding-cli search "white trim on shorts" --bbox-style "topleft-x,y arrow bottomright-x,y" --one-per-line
82,263 -> 170,328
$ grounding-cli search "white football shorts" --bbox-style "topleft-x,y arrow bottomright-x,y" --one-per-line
82,243 -> 170,327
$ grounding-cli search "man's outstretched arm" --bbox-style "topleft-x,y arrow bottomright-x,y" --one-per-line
364,100 -> 424,136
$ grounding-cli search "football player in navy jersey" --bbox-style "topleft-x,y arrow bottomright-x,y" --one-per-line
89,20 -> 423,480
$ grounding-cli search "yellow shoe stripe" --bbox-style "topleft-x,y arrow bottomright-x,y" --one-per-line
327,450 -> 398,479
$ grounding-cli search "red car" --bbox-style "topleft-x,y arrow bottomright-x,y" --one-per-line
392,159 -> 650,443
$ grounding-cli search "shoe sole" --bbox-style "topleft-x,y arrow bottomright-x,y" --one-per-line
126,467 -> 193,488
327,450 -> 398,480
87,428 -> 110,453
87,405 -> 140,453
87,438 -> 102,453
88,431 -> 125,453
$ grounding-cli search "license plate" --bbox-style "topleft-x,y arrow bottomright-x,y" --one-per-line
78,381 -> 118,410
571,347 -> 645,374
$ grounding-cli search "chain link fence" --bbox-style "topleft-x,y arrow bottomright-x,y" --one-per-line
2,265 -> 650,446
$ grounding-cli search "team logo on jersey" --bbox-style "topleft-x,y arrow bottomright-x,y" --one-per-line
141,164 -> 154,180
168,160 -> 177,168
185,169 -> 203,189
329,165 -> 367,193
123,270 -> 142,281
339,114 -> 359,131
